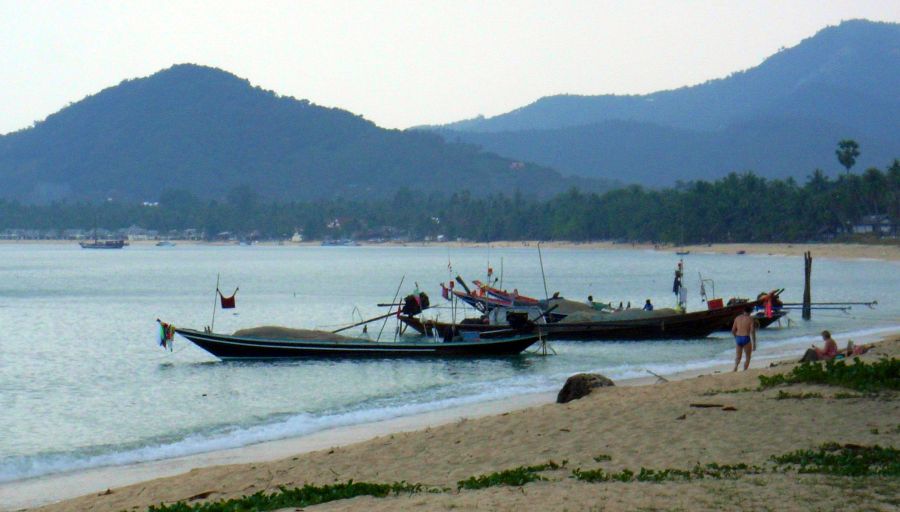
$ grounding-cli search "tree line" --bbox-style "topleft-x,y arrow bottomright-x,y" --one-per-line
1,162 -> 898,244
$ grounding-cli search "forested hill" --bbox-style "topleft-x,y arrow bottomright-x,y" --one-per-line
426,20 -> 900,185
0,65 -> 611,203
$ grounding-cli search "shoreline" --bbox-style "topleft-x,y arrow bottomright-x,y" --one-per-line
1,239 -> 898,261
1,392 -> 557,511
5,326 -> 897,512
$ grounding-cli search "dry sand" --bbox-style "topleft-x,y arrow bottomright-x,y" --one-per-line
666,242 -> 900,261
21,335 -> 899,512
4,240 -> 898,261
340,240 -> 900,261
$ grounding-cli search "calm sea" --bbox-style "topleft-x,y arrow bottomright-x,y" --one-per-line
1,243 -> 897,483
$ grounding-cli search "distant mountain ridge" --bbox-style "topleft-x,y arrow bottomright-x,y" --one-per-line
0,65 -> 611,203
426,20 -> 900,184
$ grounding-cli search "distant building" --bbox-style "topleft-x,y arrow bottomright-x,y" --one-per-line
125,225 -> 156,241
852,215 -> 896,236
63,229 -> 87,240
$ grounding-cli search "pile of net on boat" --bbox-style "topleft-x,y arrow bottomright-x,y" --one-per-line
233,326 -> 354,341
552,302 -> 679,323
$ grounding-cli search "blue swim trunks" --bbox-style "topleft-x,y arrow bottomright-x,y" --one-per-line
735,335 -> 751,347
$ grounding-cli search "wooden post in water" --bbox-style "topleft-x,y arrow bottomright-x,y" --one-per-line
802,251 -> 812,320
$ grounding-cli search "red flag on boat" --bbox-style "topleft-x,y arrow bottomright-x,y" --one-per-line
441,283 -> 450,300
764,296 -> 773,318
218,288 -> 238,309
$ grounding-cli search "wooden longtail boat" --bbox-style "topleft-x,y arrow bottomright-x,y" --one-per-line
451,289 -> 512,311
168,326 -> 541,360
401,291 -> 782,341
472,281 -> 540,306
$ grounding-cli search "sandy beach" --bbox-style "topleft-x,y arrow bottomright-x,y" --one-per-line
14,331 -> 898,512
412,240 -> 900,261
4,239 -> 899,261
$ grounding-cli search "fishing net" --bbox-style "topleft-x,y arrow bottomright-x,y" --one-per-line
233,326 -> 355,342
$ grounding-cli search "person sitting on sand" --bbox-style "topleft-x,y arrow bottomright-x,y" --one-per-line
731,306 -> 757,371
800,330 -> 839,362
643,299 -> 653,311
814,330 -> 839,360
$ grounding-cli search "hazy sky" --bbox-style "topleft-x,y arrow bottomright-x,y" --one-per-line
1,0 -> 898,134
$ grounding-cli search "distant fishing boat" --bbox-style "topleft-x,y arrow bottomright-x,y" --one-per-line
160,323 -> 540,360
321,239 -> 360,247
79,239 -> 127,249
155,240 -> 176,247
675,250 -> 690,256
80,226 -> 128,249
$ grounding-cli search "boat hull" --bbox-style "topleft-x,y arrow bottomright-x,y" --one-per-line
174,328 -> 539,360
401,298 -> 775,341
714,311 -> 786,331
79,240 -> 127,249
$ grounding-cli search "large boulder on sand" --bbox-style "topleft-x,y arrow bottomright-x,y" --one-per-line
557,373 -> 615,403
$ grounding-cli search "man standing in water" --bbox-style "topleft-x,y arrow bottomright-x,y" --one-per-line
731,306 -> 757,371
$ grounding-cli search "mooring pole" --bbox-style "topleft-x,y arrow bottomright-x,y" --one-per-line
210,273 -> 220,332
802,251 -> 812,320
538,242 -> 549,300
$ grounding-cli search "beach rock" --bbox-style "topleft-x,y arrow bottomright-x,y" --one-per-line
557,373 -> 615,403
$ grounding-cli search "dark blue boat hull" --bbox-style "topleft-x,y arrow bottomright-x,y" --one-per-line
174,328 -> 539,360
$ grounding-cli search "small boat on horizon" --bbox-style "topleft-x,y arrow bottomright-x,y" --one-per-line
79,239 -> 128,249
155,240 -> 176,247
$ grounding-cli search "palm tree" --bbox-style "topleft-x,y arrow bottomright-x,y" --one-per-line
836,139 -> 861,174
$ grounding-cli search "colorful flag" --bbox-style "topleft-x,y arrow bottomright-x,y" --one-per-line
158,321 -> 175,351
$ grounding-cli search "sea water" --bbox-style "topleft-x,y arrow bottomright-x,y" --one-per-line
0,243 -> 897,484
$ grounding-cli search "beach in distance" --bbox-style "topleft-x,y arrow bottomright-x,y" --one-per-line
397,241 -> 900,262
17,333 -> 899,512
6,239 -> 898,261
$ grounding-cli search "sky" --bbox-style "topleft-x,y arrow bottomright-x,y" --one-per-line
1,0 -> 898,135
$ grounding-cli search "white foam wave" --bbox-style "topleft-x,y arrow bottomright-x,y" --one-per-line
0,377 -> 556,484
